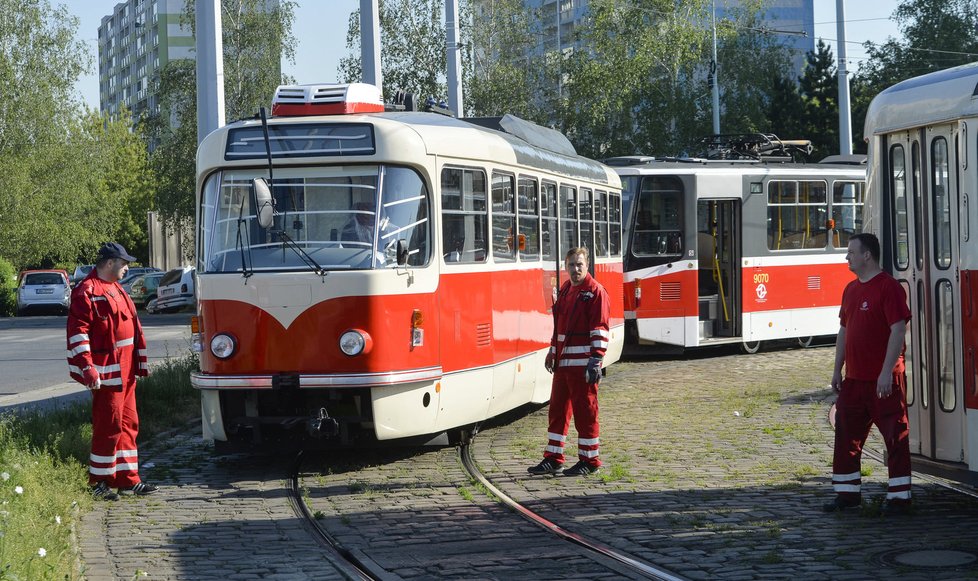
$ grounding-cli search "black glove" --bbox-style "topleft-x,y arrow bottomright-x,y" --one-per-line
585,357 -> 602,384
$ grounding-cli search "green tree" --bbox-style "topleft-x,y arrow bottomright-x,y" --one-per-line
465,0 -> 545,119
0,0 -> 97,268
798,39 -> 838,160
148,0 -> 297,229
339,0 -> 448,104
562,0 -> 794,158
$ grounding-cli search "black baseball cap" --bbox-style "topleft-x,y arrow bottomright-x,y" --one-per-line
97,242 -> 137,262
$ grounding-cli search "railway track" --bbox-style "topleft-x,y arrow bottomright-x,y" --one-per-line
286,436 -> 688,580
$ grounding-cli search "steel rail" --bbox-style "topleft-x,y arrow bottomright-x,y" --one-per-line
459,441 -> 688,581
287,451 -> 383,581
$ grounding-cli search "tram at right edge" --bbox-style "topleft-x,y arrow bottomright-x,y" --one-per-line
863,61 -> 978,479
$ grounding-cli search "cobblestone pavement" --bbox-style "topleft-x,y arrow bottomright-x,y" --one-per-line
80,344 -> 978,580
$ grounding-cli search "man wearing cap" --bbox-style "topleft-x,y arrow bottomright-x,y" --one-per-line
67,243 -> 157,501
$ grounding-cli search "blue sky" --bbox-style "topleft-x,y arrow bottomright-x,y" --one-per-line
62,0 -> 900,110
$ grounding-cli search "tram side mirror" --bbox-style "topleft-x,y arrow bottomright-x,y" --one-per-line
396,239 -> 409,266
251,178 -> 275,229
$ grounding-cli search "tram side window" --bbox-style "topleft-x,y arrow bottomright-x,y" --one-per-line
767,180 -> 828,250
595,190 -> 609,257
492,172 -> 516,262
441,168 -> 488,263
380,167 -> 430,267
542,182 -> 557,261
932,137 -> 952,269
831,181 -> 864,248
891,144 -> 910,269
632,177 -> 683,258
559,185 -> 579,255
518,177 -> 540,260
609,191 -> 622,256
580,188 -> 594,258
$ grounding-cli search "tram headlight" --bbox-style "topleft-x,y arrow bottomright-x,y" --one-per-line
210,333 -> 236,359
339,329 -> 373,356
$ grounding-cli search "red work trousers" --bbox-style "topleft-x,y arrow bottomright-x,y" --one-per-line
89,377 -> 141,488
832,373 -> 911,502
543,367 -> 601,467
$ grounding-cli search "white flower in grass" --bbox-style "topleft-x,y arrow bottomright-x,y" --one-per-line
55,515 -> 62,525
0,472 -> 8,481
14,486 -> 22,495
37,548 -> 46,558
0,511 -> 8,518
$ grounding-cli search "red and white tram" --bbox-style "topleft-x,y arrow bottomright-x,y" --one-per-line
190,83 -> 625,446
864,62 -> 978,477
610,146 -> 866,353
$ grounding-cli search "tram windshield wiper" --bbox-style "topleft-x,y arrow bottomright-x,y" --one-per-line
274,229 -> 328,281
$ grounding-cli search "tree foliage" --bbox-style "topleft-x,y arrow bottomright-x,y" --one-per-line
339,0 -> 448,105
562,0 -> 794,158
0,0 -> 153,269
148,0 -> 297,229
851,0 -> 978,144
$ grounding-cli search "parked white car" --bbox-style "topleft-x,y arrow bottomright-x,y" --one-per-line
154,266 -> 196,312
17,270 -> 71,315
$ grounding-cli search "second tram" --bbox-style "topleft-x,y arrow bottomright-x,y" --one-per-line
610,146 -> 866,352
189,83 -> 625,447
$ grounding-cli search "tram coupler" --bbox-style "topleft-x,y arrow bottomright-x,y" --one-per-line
307,407 -> 339,437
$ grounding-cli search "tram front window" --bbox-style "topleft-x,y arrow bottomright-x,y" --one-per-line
199,165 -> 430,273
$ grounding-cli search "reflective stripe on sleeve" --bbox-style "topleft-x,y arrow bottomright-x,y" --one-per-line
68,333 -> 89,345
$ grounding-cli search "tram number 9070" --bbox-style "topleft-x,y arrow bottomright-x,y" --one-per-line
752,272 -> 770,284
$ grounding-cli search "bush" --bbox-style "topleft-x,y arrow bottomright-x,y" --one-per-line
0,257 -> 16,317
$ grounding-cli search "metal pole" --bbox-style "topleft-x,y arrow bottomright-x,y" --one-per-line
195,0 -> 225,144
836,0 -> 853,155
711,0 -> 720,135
446,0 -> 463,116
360,0 -> 383,92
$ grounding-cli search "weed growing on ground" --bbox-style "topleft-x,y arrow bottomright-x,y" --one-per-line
0,352 -> 198,581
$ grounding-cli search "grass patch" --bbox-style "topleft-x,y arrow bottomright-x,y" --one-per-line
0,352 -> 199,580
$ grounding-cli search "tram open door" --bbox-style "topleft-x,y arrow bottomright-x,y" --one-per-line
696,200 -> 741,343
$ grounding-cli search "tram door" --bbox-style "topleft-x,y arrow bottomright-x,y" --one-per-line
696,200 -> 740,338
885,126 -> 965,462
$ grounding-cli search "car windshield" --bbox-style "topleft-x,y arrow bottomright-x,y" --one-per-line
199,165 -> 430,273
24,273 -> 64,286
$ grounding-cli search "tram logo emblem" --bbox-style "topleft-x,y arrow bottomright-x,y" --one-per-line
755,283 -> 768,302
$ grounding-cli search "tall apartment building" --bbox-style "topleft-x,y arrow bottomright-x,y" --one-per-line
98,0 -> 194,119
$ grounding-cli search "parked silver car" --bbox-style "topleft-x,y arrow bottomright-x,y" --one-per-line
17,270 -> 71,315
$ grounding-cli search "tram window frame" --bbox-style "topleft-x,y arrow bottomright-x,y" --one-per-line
631,176 -> 684,260
830,181 -> 865,249
580,188 -> 595,259
766,180 -> 829,251
559,184 -> 579,257
595,190 -> 610,258
936,279 -> 957,412
491,172 -> 517,263
912,141 -> 924,271
542,181 -> 558,262
931,136 -> 952,269
441,166 -> 489,264
890,144 -> 910,270
609,191 -> 622,256
518,176 -> 541,261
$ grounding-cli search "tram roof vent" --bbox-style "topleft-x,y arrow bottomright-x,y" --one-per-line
271,83 -> 385,117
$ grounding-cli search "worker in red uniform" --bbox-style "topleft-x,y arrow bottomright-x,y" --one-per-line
67,243 -> 157,501
824,233 -> 912,515
528,247 -> 610,477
